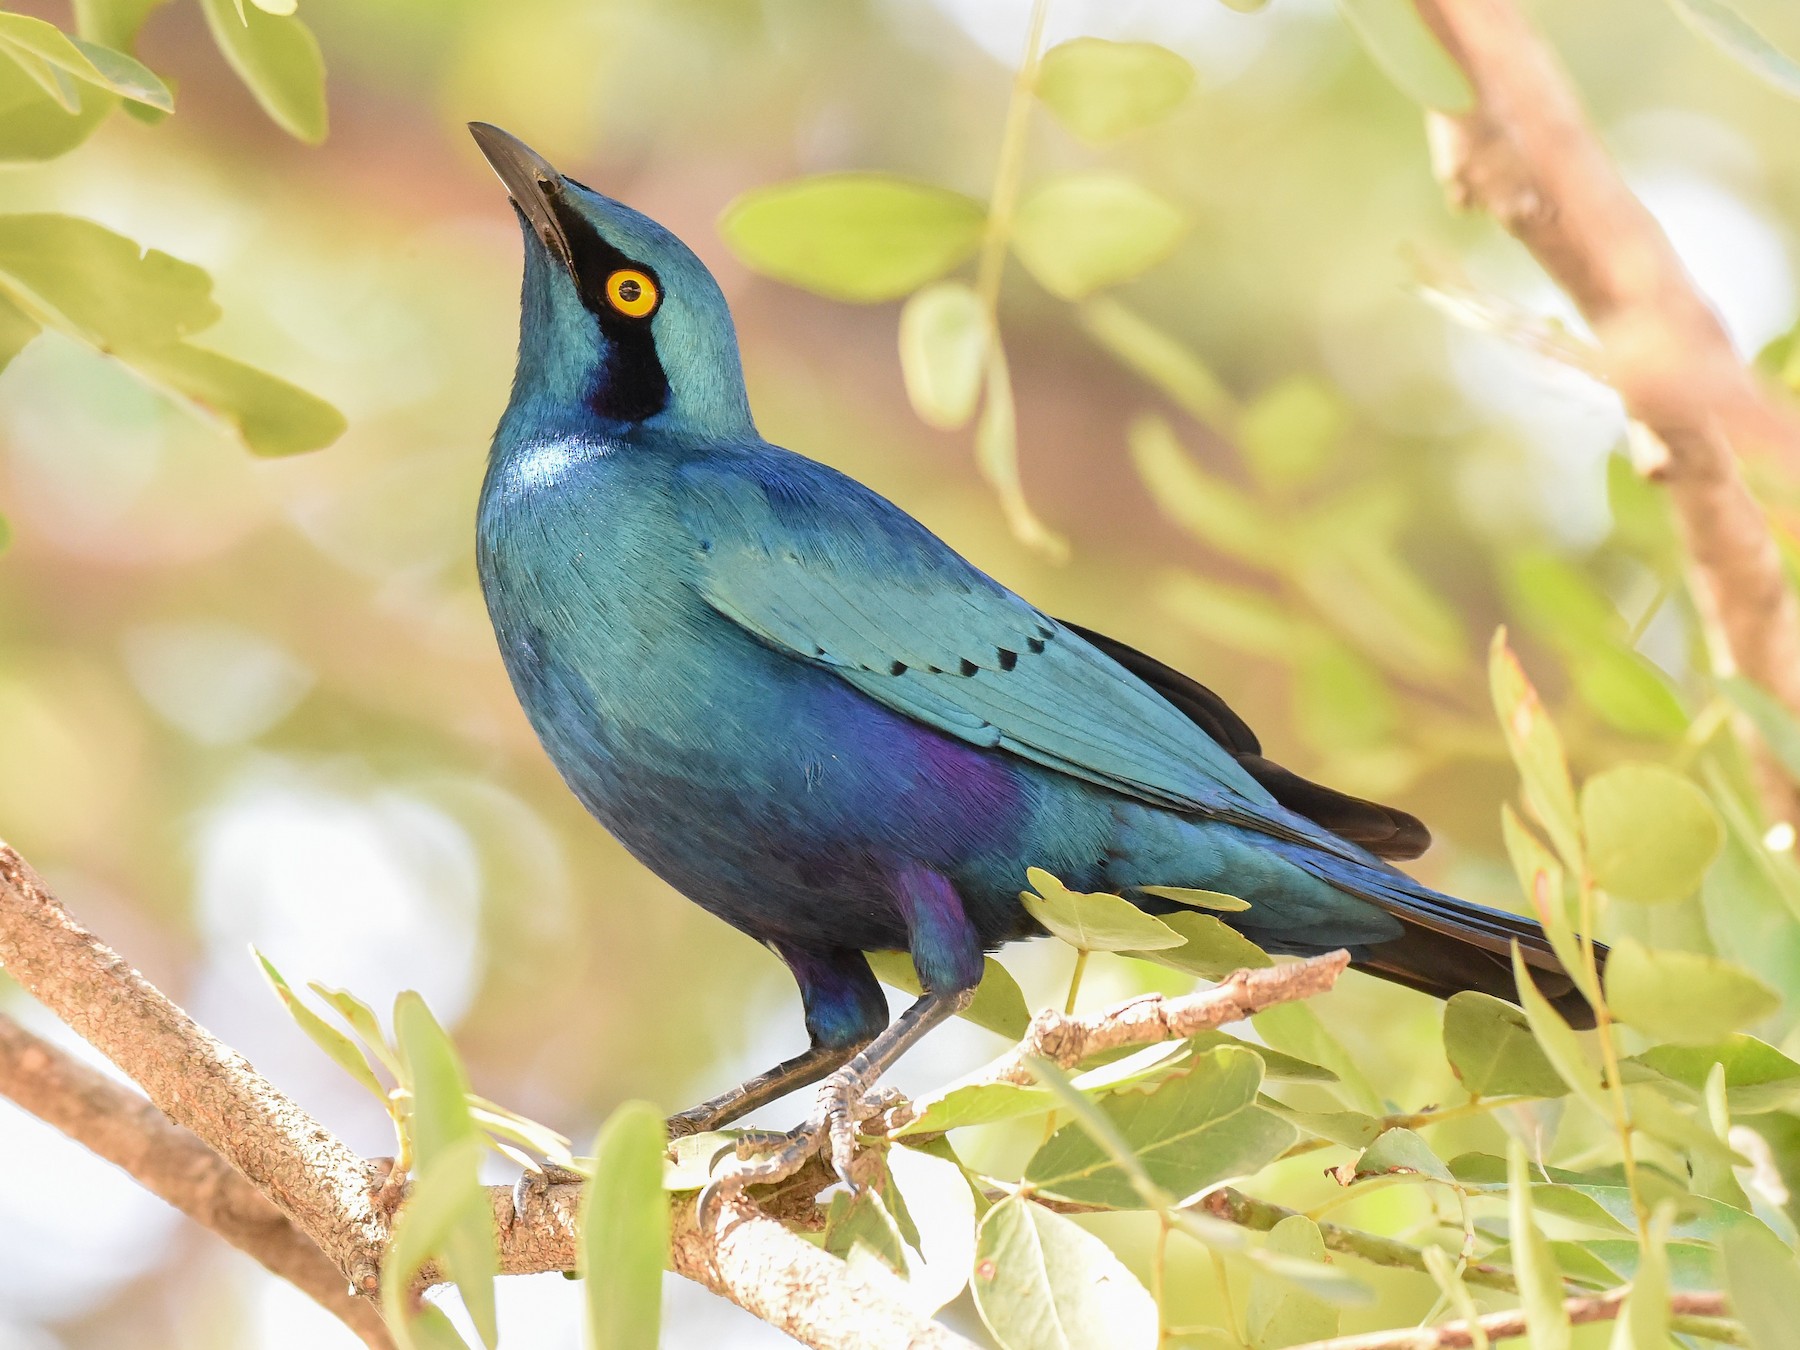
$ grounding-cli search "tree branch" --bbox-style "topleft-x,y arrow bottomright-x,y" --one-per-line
1413,0 -> 1800,826
1285,1289 -> 1730,1350
0,1011 -> 394,1348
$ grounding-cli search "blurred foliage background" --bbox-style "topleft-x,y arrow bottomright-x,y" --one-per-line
4,0 -> 1800,1345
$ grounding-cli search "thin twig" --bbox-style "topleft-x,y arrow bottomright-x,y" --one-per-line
1413,0 -> 1800,828
0,1012 -> 394,1348
1284,1289 -> 1729,1350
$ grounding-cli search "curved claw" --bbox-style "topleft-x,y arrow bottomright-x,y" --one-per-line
509,1163 -> 587,1232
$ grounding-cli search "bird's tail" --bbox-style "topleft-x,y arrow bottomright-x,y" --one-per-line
1281,847 -> 1604,1029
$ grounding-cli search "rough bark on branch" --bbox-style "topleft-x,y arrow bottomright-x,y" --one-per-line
1286,1288 -> 1729,1350
1413,0 -> 1800,827
0,1012 -> 394,1348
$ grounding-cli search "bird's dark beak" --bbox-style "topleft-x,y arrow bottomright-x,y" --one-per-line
469,122 -> 575,275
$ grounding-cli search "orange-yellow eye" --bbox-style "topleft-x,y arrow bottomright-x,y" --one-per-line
605,268 -> 659,318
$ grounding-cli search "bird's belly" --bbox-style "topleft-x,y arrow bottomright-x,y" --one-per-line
498,601 -> 1047,949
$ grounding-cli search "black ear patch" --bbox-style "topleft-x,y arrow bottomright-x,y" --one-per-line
551,193 -> 670,423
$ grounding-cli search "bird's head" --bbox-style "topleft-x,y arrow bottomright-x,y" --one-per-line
471,122 -> 753,444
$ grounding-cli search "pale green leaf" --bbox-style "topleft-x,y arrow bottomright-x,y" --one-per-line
1292,640 -> 1395,754
0,291 -> 41,373
1036,38 -> 1193,143
1721,1224 -> 1800,1350
867,950 -> 1031,1040
886,1143 -> 978,1315
71,0 -> 171,52
253,948 -> 389,1105
0,15 -> 171,110
1605,937 -> 1780,1045
1581,763 -> 1722,904
972,338 -> 1066,555
1490,629 -> 1583,868
127,342 -> 346,456
1333,0 -> 1473,111
382,1136 -> 487,1350
898,280 -> 988,429
309,982 -> 403,1077
1159,573 -> 1326,662
1511,943 -> 1609,1117
1508,1138 -> 1571,1350
1667,0 -> 1800,99
1352,1127 -> 1454,1184
1628,1035 -> 1800,1115
1443,990 -> 1569,1098
1137,885 -> 1251,913
252,0 -> 299,12
1238,376 -> 1347,495
1131,415 -> 1282,569
1718,676 -> 1800,782
1078,297 -> 1238,430
1022,868 -> 1184,952
196,0 -> 327,143
0,51 -> 113,162
581,1101 -> 668,1350
972,1195 -> 1159,1350
1500,804 -> 1596,1005
720,173 -> 985,302
1026,1047 -> 1295,1208
1255,1002 -> 1383,1116
1609,1203 -> 1673,1349
1012,173 -> 1187,301
1247,1215 -> 1337,1349
897,1080 -> 1053,1135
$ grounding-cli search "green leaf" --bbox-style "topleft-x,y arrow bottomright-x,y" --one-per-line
1131,415 -> 1282,569
1351,1127 -> 1454,1184
1667,0 -> 1800,99
1511,944 -> 1609,1117
382,1135 -> 486,1350
1011,173 -> 1187,301
1610,1203 -> 1674,1349
1137,885 -> 1251,913
972,1195 -> 1159,1350
898,1081 -> 1053,1135
1247,1215 -> 1337,1349
0,15 -> 170,110
1255,1002 -> 1383,1116
1078,298 -> 1238,430
1581,763 -> 1723,904
1500,804 -> 1595,1004
1507,1138 -> 1572,1350
1719,676 -> 1800,782
394,992 -> 497,1349
1443,990 -> 1569,1098
1605,938 -> 1780,1045
1293,640 -> 1396,754
0,50 -> 114,162
823,1183 -> 908,1277
867,950 -> 1031,1040
1238,376 -> 1347,495
898,280 -> 988,430
0,214 -> 343,455
1022,868 -> 1185,953
196,0 -> 327,143
972,336 -> 1066,556
1298,534 -> 1466,684
581,1101 -> 668,1350
1190,1031 -> 1336,1083
1332,0 -> 1473,111
1452,1153 -> 1770,1243
1026,1046 -> 1295,1208
0,214 -> 218,350
128,342 -> 346,456
1721,1224 -> 1800,1350
1035,38 -> 1194,143
1567,643 -> 1689,741
0,291 -> 41,373
253,948 -> 390,1105
1123,910 -> 1267,986
1628,1036 -> 1800,1115
1490,629 -> 1583,868
468,1097 -> 576,1169
720,173 -> 984,303
310,982 -> 403,1077
1160,573 -> 1326,662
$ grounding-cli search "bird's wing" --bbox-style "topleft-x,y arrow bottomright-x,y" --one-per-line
680,452 -> 1330,838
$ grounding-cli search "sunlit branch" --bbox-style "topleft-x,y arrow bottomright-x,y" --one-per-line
1413,0 -> 1800,830
1284,1289 -> 1733,1350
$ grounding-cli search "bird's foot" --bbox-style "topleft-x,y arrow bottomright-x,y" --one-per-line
694,1063 -> 902,1227
509,1162 -> 588,1232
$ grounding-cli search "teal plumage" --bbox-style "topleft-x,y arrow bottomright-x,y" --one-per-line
469,125 -> 1599,1152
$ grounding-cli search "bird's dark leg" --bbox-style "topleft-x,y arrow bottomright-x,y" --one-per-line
667,942 -> 887,1138
701,868 -> 982,1211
